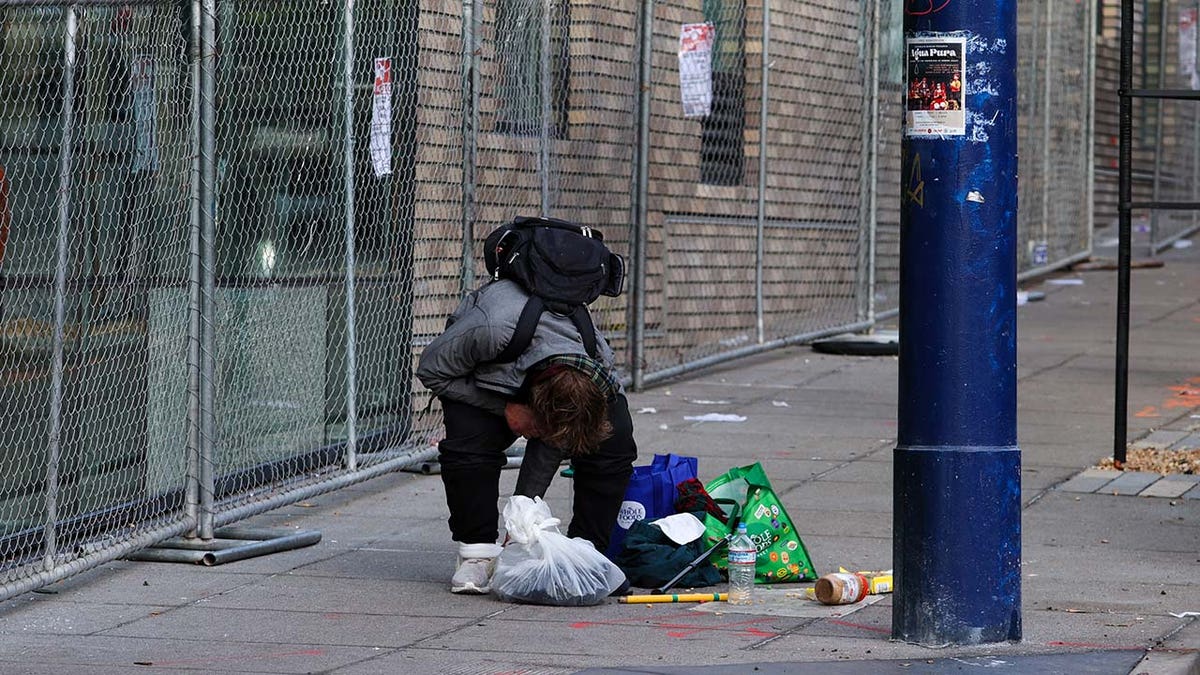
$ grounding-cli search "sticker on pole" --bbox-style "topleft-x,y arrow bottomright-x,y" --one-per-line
905,36 -> 966,138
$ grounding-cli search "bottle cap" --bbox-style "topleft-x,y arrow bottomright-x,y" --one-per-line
736,522 -> 747,533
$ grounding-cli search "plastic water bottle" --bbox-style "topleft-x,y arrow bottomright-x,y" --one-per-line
727,522 -> 756,605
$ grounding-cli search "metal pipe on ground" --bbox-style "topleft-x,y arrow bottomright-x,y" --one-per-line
409,453 -> 525,476
125,528 -> 322,567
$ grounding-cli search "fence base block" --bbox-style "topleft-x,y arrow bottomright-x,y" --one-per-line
124,527 -> 321,567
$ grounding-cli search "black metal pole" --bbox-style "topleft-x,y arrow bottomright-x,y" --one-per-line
1115,0 -> 1134,467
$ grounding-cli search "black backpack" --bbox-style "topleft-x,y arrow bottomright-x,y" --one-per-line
483,216 -> 625,364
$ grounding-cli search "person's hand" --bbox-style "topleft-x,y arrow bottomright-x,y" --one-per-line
505,402 -> 543,438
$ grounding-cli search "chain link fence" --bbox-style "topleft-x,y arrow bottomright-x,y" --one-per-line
1017,0 -> 1096,274
201,1 -> 427,526
0,0 -> 1099,599
871,0 -> 1098,312
0,1 -> 195,596
634,0 -> 879,385
1142,0 -> 1200,251
1095,0 -> 1200,252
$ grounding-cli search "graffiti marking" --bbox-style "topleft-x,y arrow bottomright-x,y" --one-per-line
905,152 -> 925,208
906,0 -> 953,16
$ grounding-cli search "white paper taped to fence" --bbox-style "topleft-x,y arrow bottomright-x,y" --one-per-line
678,22 -> 714,118
1181,9 -> 1199,90
370,57 -> 392,177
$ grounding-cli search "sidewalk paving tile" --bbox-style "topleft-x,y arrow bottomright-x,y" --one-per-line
1102,471 -> 1161,495
1131,430 -> 1192,449
0,633 -> 382,674
1138,478 -> 1199,498
1128,652 -> 1200,675
690,588 -> 884,618
1056,468 -> 1121,493
1172,433 -> 1200,449
1184,484 -> 1200,500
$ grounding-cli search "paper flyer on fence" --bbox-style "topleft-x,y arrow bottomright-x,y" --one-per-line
1181,8 -> 1199,90
905,36 -> 966,138
370,57 -> 393,178
679,22 -> 714,118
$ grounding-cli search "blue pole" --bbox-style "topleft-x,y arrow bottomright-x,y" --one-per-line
894,0 -> 1021,646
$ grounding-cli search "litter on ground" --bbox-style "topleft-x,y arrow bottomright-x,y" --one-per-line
684,413 -> 747,423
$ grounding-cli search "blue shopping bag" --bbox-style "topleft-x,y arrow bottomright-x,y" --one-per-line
606,453 -> 698,558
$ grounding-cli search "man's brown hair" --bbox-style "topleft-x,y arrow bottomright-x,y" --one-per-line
529,368 -> 613,455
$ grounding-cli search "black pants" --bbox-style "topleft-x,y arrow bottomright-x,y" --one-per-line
437,395 -> 637,553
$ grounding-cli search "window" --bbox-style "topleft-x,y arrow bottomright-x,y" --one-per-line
700,0 -> 746,186
881,0 -> 905,85
494,0 -> 571,137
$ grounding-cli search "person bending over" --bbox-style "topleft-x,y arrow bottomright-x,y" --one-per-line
416,278 -> 637,594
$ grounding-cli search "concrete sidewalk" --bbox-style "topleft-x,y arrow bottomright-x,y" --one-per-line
0,235 -> 1197,674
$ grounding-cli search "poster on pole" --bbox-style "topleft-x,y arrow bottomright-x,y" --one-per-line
370,57 -> 393,178
130,55 -> 159,173
905,36 -> 967,138
1181,8 -> 1199,90
679,22 -> 714,118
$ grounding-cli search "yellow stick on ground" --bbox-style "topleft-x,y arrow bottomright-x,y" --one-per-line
619,593 -> 727,604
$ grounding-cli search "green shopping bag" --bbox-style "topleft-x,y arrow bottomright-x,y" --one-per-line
703,463 -> 817,583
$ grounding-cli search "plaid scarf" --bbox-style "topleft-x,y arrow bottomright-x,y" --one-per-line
531,354 -> 618,400
674,478 -> 728,520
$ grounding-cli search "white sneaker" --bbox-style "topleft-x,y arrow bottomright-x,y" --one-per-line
450,556 -> 495,594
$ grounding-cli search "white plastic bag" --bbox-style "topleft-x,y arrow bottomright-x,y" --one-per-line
491,496 -> 627,606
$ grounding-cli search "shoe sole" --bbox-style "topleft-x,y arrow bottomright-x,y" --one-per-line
450,583 -> 489,595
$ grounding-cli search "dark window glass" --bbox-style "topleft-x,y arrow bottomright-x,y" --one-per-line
700,0 -> 745,186
494,0 -> 570,138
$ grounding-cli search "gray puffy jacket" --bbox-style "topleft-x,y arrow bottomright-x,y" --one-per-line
415,280 -> 619,416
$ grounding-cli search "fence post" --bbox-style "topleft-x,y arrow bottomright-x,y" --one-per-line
1087,0 -> 1098,245
186,0 -> 202,535
540,0 -> 553,217
857,0 -> 881,325
198,0 -> 218,540
342,0 -> 359,471
1150,0 -> 1169,253
460,0 -> 480,296
894,0 -> 1022,645
630,0 -> 654,391
755,0 -> 769,344
45,4 -> 79,569
1040,0 -> 1053,254
1194,0 -> 1200,236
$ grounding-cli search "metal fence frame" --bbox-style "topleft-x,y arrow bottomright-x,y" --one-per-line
0,0 -> 1101,601
1146,0 -> 1200,252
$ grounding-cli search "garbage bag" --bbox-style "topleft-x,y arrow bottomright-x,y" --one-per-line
492,496 -> 627,606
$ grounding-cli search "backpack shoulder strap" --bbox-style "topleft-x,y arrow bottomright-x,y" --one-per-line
487,297 -> 599,365
569,306 -> 599,359
489,296 -> 545,365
